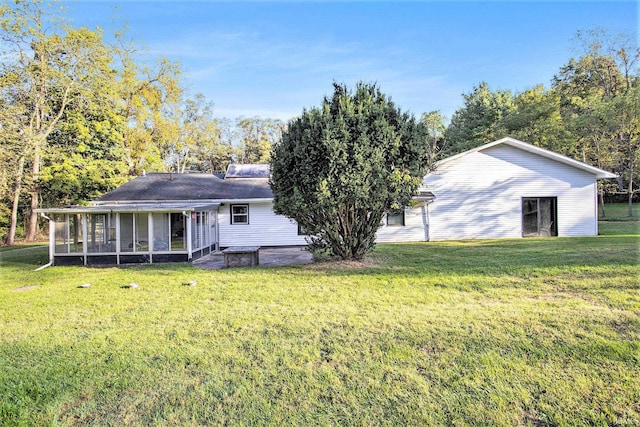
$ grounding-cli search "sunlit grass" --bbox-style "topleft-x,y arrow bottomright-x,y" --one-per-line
0,218 -> 638,425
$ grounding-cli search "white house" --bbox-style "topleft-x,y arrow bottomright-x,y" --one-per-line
37,137 -> 616,265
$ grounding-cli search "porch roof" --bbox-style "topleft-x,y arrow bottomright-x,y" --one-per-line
36,202 -> 220,215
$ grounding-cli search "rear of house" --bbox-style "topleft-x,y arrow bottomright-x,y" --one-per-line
36,138 -> 616,265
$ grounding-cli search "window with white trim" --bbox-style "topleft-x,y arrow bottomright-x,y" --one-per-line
386,210 -> 405,226
231,204 -> 249,224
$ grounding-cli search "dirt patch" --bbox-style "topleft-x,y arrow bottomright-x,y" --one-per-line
10,285 -> 41,292
305,255 -> 384,271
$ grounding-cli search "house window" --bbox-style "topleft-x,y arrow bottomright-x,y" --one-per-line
298,222 -> 311,235
231,204 -> 249,224
386,210 -> 405,226
522,197 -> 557,237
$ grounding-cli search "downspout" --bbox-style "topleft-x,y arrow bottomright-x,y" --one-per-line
421,203 -> 431,242
35,213 -> 53,271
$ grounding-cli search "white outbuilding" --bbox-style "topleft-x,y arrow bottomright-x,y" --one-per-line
422,137 -> 617,240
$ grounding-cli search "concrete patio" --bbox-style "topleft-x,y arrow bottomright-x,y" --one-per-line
192,246 -> 313,269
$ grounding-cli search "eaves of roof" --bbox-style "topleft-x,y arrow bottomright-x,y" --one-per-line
435,137 -> 617,180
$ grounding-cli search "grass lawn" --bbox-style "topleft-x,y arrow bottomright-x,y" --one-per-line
1,209 -> 638,426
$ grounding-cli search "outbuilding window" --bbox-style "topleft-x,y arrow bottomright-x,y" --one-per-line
231,204 -> 249,224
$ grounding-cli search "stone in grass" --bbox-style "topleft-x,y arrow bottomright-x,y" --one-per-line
77,283 -> 92,289
183,280 -> 197,287
121,282 -> 139,289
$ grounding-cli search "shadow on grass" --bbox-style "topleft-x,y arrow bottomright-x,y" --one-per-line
305,235 -> 640,280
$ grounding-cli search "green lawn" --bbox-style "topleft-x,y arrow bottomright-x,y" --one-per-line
1,213 -> 639,426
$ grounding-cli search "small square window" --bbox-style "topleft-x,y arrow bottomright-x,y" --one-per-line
386,211 -> 405,226
231,204 -> 249,224
298,222 -> 312,235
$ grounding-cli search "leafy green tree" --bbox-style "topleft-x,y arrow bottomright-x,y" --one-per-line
235,117 -> 284,164
115,42 -> 183,176
39,105 -> 129,207
1,0 -> 115,243
443,82 -> 514,155
166,94 -> 229,173
270,82 -> 430,260
420,110 -> 448,168
597,85 -> 640,216
499,85 -> 571,154
553,28 -> 639,215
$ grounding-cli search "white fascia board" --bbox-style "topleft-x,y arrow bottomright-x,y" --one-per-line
217,198 -> 274,204
432,137 -> 617,179
37,203 -> 220,214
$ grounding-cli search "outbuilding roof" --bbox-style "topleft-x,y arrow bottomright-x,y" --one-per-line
436,137 -> 617,180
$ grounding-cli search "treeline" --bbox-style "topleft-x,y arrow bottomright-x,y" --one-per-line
1,1 -> 637,244
429,29 -> 639,214
0,1 -> 283,243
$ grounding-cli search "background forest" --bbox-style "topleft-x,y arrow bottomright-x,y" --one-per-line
1,1 -> 638,244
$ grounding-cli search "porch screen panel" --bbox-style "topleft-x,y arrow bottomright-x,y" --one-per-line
171,213 -> 186,250
69,214 -> 83,253
87,214 -> 106,253
120,213 -> 134,252
54,214 -> 68,254
192,212 -> 203,250
152,213 -> 170,251
135,213 -> 149,251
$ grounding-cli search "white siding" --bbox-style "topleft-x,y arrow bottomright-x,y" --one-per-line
218,202 -> 307,247
375,207 -> 429,243
425,145 -> 598,241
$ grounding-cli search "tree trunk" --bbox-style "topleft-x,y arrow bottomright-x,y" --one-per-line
26,190 -> 40,242
627,161 -> 634,217
628,178 -> 634,217
598,191 -> 606,218
25,141 -> 42,242
6,155 -> 26,245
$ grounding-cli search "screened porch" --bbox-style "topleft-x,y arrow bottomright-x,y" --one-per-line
39,203 -> 219,266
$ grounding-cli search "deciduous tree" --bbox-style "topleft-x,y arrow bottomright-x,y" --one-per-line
443,82 -> 514,155
1,0 -> 114,243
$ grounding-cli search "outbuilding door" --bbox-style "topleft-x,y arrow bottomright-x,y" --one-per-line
522,197 -> 557,237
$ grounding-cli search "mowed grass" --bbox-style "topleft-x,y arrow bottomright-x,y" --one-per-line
1,214 -> 639,426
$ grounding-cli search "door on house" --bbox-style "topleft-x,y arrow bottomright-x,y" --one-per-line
522,197 -> 557,237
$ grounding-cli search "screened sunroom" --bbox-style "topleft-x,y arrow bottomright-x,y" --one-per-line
38,203 -> 219,266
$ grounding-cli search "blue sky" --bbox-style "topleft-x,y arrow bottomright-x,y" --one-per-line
66,1 -> 638,122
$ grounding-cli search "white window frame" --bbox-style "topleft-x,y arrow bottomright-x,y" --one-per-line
231,204 -> 249,225
386,210 -> 405,227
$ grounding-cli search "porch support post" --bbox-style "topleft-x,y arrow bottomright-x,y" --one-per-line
215,208 -> 220,252
185,211 -> 193,261
116,213 -> 121,265
82,214 -> 88,266
48,215 -> 54,264
148,212 -> 154,264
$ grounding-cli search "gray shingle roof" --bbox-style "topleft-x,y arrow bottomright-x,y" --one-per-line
96,173 -> 273,203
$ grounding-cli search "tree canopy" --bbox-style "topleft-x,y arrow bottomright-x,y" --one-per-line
270,82 -> 430,260
0,2 -> 636,244
441,29 -> 638,215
